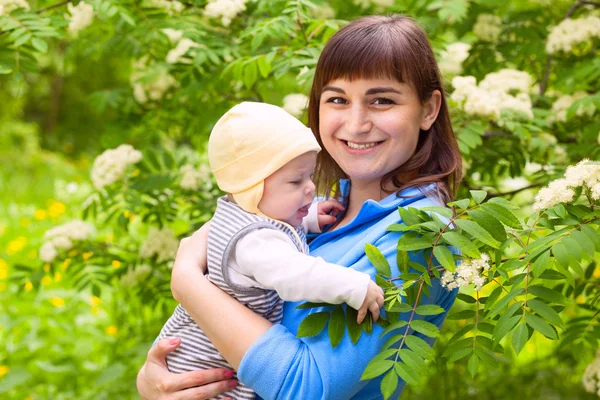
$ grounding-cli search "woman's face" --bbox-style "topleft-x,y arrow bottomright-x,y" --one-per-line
318,78 -> 440,192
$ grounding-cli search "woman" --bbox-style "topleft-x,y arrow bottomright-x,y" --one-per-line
137,14 -> 462,399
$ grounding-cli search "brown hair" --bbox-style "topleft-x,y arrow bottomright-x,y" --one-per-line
307,15 -> 462,202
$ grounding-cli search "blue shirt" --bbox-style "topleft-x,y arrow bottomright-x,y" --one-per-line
238,181 -> 457,399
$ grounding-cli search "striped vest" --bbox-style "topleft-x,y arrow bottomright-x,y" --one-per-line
158,196 -> 308,399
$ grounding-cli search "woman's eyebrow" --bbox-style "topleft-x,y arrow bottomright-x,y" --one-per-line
322,86 -> 345,94
365,87 -> 402,95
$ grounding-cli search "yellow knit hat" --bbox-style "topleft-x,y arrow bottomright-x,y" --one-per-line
208,102 -> 321,214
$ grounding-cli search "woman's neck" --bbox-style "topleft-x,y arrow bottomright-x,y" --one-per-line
332,178 -> 391,230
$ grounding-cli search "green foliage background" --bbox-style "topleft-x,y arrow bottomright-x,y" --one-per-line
0,0 -> 599,398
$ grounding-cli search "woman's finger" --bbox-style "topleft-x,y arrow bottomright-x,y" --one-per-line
162,368 -> 236,392
147,338 -> 181,368
170,379 -> 238,400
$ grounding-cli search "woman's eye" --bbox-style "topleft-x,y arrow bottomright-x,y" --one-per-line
326,97 -> 346,105
373,97 -> 395,105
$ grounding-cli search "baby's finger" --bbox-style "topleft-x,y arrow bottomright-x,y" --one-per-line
356,306 -> 367,324
369,302 -> 381,322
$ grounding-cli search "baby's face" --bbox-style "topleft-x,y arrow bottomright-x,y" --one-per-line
258,151 -> 317,227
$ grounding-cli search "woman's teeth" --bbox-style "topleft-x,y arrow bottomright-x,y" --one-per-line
346,141 -> 378,149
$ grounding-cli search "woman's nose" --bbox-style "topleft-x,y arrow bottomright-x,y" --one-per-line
346,104 -> 372,134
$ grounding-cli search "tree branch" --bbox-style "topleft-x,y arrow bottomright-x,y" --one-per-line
486,183 -> 544,199
36,0 -> 71,14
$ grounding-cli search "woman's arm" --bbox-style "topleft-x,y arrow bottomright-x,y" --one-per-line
171,226 -> 273,370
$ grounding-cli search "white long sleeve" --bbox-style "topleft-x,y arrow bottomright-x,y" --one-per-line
226,228 -> 370,310
302,202 -> 321,233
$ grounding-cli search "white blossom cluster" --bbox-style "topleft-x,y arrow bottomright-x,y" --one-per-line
473,14 -> 502,42
139,227 -> 179,263
204,0 -> 247,27
120,264 -> 152,287
150,0 -> 184,14
533,159 -> 600,212
584,351 -> 600,397
0,0 -> 30,16
451,69 -> 534,120
91,144 -> 142,189
441,254 -> 490,291
65,1 -> 94,36
439,42 -> 471,76
282,94 -> 309,118
546,15 -> 600,54
550,91 -> 596,122
39,220 -> 95,263
130,57 -> 177,104
162,28 -> 184,43
166,38 -> 201,64
310,4 -> 335,19
179,164 -> 212,191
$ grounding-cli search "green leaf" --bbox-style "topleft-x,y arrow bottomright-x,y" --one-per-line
346,307 -> 362,344
405,335 -> 434,360
571,230 -> 595,260
455,219 -> 501,249
31,37 -> 48,53
398,206 -> 422,226
447,346 -> 472,362
380,320 -> 408,338
493,315 -> 521,345
381,369 -> 398,400
14,32 -> 32,47
446,309 -> 476,320
512,321 -> 528,355
488,290 -> 525,318
410,320 -> 440,338
474,348 -> 499,368
581,225 -> 600,251
297,312 -> 329,338
397,233 -> 435,251
365,243 -> 391,277
420,206 -> 453,219
442,232 -> 481,258
528,285 -> 568,305
527,299 -> 563,328
468,354 -> 479,377
415,304 -> 445,316
433,245 -> 456,272
457,293 -> 477,303
398,348 -> 426,372
328,307 -> 345,348
525,313 -> 557,339
470,190 -> 487,204
397,250 -> 409,275
481,203 -> 522,229
394,362 -> 420,385
532,251 -> 550,279
467,209 -> 507,243
361,359 -> 394,380
449,198 -> 470,209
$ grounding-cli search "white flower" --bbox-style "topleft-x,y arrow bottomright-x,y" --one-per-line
179,164 -> 212,191
52,236 -> 73,250
0,0 -> 30,15
451,70 -> 534,120
120,264 -> 152,287
161,28 -> 184,43
549,91 -> 595,122
45,220 -> 95,242
66,182 -> 79,194
439,42 -> 471,76
39,242 -> 58,263
150,0 -> 184,14
583,352 -> 600,396
311,4 -> 335,19
65,1 -> 94,36
140,227 -> 179,263
473,14 -> 502,42
533,159 -> 600,211
204,0 -> 247,27
441,254 -> 490,292
166,38 -> 201,64
282,94 -> 309,118
91,144 -> 142,189
546,15 -> 600,54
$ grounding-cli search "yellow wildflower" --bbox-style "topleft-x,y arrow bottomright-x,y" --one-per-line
124,210 -> 135,221
43,263 -> 50,272
0,365 -> 9,377
19,218 -> 31,228
576,295 -> 586,304
48,201 -> 66,218
83,252 -> 94,260
132,169 -> 141,177
106,325 -> 118,336
68,249 -> 79,257
61,258 -> 71,271
24,396 -> 34,400
41,276 -> 52,286
0,270 -> 7,280
594,267 -> 600,279
0,258 -> 6,270
50,297 -> 65,307
24,281 -> 33,291
112,260 -> 121,269
7,237 -> 27,254
34,209 -> 48,220
54,272 -> 62,283
91,296 -> 101,306
0,283 -> 6,292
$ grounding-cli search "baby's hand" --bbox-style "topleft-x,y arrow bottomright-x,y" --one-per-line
357,281 -> 384,324
316,199 -> 345,229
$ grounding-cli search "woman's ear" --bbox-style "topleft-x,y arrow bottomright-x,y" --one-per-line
420,90 -> 442,131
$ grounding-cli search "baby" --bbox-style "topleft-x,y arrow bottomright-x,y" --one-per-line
157,102 -> 384,400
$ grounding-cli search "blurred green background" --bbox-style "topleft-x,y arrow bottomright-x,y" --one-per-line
1,0 -> 599,398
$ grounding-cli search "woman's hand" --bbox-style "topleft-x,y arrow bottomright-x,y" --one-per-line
171,222 -> 211,303
136,337 -> 238,400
